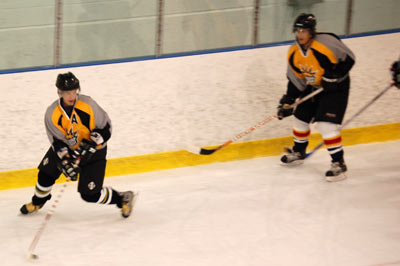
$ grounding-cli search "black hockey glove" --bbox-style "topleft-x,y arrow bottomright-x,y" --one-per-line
75,131 -> 106,163
60,159 -> 80,181
277,94 -> 295,120
76,138 -> 97,163
391,61 -> 400,89
56,147 -> 80,181
89,131 -> 104,145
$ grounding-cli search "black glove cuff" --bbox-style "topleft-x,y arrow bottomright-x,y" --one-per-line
92,123 -> 111,143
279,94 -> 295,105
322,76 -> 338,83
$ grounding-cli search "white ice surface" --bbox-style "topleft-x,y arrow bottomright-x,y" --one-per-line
1,140 -> 400,266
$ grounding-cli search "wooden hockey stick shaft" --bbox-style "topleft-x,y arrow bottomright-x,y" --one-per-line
27,182 -> 68,259
305,83 -> 394,158
198,88 -> 324,155
199,114 -> 277,155
28,158 -> 81,259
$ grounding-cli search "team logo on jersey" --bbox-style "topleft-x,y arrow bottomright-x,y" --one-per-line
66,127 -> 78,146
42,157 -> 49,166
300,64 -> 318,84
88,181 -> 96,190
64,113 -> 80,146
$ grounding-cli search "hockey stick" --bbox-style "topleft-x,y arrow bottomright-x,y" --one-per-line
193,87 -> 324,155
27,182 -> 68,260
305,83 -> 394,159
27,158 -> 81,260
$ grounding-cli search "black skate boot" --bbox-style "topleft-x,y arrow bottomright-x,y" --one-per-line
20,194 -> 51,215
280,147 -> 306,165
20,202 -> 45,215
325,160 -> 347,182
120,191 -> 138,218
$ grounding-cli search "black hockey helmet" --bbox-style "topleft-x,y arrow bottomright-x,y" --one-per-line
293,13 -> 316,36
56,72 -> 80,91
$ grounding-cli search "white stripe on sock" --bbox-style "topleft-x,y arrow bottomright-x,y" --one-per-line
34,183 -> 52,198
105,187 -> 113,205
96,188 -> 106,204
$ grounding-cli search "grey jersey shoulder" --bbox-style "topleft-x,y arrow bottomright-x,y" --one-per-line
78,94 -> 112,131
79,94 -> 113,148
314,33 -> 355,61
45,99 -> 60,117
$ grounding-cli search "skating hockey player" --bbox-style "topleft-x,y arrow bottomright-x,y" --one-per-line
20,72 -> 137,218
277,13 -> 355,182
391,58 -> 400,88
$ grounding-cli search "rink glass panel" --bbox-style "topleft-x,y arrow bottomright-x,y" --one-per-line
0,0 -> 399,71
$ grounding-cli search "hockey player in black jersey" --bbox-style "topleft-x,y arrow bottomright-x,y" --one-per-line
20,72 -> 137,217
277,13 -> 355,182
391,58 -> 400,89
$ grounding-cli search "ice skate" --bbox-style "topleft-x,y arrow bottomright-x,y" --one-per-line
120,191 -> 138,218
325,160 -> 347,182
280,147 -> 306,165
20,202 -> 44,215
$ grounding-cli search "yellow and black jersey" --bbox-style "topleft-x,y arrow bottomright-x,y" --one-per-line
287,33 -> 355,92
44,94 -> 112,151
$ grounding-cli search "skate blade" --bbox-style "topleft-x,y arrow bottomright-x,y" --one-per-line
326,173 -> 347,182
132,191 -> 139,210
280,160 -> 304,167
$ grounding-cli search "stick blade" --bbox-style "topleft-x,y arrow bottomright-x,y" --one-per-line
185,144 -> 220,155
199,148 -> 217,155
27,253 -> 39,260
186,145 -> 217,155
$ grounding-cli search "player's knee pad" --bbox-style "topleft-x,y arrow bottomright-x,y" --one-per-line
293,117 -> 310,132
316,121 -> 341,139
37,171 -> 57,187
80,192 -> 101,203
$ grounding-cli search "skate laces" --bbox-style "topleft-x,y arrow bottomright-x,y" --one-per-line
281,148 -> 306,163
286,152 -> 304,160
27,203 -> 41,212
328,161 -> 347,175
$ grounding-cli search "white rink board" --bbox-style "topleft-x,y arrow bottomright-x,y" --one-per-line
0,33 -> 399,171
